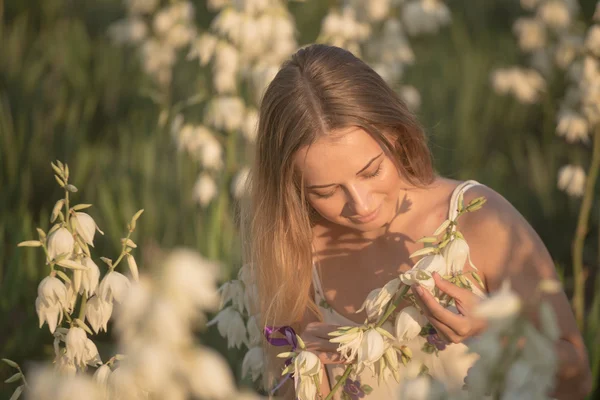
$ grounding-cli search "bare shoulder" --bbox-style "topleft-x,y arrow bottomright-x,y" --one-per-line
456,184 -> 556,292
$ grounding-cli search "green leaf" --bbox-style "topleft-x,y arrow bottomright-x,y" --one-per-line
409,246 -> 435,259
130,209 -> 144,231
51,162 -> 63,177
57,259 -> 88,270
75,318 -> 93,335
36,228 -> 47,241
9,385 -> 24,400
4,372 -> 22,383
466,196 -> 487,212
54,174 -> 65,187
100,257 -> 113,267
51,199 -> 65,223
362,384 -> 373,394
433,219 -> 451,236
72,204 -> 93,211
2,359 -> 19,369
56,270 -> 71,283
17,240 -> 42,247
416,236 -> 438,244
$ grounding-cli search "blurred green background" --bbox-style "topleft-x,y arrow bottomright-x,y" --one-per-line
1,0 -> 599,398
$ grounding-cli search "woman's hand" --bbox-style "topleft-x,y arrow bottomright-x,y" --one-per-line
411,272 -> 486,344
300,322 -> 348,365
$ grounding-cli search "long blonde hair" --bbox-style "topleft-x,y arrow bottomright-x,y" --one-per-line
242,43 -> 434,385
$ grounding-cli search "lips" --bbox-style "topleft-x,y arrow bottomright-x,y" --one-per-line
352,205 -> 381,224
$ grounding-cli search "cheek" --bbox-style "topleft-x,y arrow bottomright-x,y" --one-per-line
309,197 -> 344,218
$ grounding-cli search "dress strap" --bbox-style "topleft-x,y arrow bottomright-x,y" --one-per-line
448,180 -> 481,223
311,262 -> 326,300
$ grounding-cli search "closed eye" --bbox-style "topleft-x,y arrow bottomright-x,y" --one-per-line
364,164 -> 382,179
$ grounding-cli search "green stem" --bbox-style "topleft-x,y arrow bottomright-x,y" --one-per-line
111,230 -> 133,271
324,365 -> 354,400
571,127 -> 600,329
78,295 -> 88,321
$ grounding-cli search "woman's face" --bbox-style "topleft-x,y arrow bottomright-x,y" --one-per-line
294,126 -> 404,233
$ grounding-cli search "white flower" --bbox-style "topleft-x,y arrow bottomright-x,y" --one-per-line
293,350 -> 322,400
65,327 -> 87,366
557,164 -> 586,197
107,17 -> 148,45
442,237 -> 472,273
414,253 -> 447,275
400,85 -> 421,111
55,354 -> 77,376
246,315 -> 262,347
188,33 -> 218,65
395,305 -> 427,341
242,346 -> 264,381
107,365 -> 145,400
35,296 -> 63,333
98,271 -> 131,304
557,110 -> 589,143
513,18 -> 546,52
38,275 -> 68,308
126,0 -> 158,15
160,249 -> 220,313
64,281 -> 77,313
242,108 -> 258,142
402,0 -> 451,36
356,328 -> 386,373
231,167 -> 250,199
187,347 -> 236,399
205,96 -> 245,132
397,375 -> 446,400
47,227 -> 74,260
219,279 -> 245,311
193,173 -> 218,207
399,269 -> 435,292
84,339 -> 102,367
93,364 -> 112,385
207,306 -> 248,349
474,280 -> 521,325
356,278 -> 401,321
80,257 -> 100,297
74,212 -> 103,247
86,295 -> 113,333
126,254 -> 139,282
585,25 -> 600,57
330,327 -> 364,362
537,0 -> 571,30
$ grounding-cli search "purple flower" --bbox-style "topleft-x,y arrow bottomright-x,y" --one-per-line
343,378 -> 366,399
427,327 -> 447,351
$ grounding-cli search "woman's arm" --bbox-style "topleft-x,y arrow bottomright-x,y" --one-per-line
460,186 -> 593,399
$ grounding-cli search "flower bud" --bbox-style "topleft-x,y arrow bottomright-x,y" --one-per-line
74,212 -> 103,247
47,227 -> 74,260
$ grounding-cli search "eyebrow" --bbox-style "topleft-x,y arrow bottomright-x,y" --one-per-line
307,152 -> 384,189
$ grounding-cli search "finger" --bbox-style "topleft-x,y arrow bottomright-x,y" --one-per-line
304,322 -> 341,339
303,334 -> 341,353
412,284 -> 466,334
316,350 -> 348,365
433,272 -> 473,300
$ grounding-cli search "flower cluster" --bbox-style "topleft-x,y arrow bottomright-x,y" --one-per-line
396,279 -> 561,400
3,161 -> 264,400
491,0 -> 600,198
318,0 -> 453,110
208,263 -> 266,386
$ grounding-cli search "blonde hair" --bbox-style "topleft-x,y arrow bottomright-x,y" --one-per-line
242,44 -> 434,388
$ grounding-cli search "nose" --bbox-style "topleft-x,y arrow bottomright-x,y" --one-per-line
345,184 -> 374,216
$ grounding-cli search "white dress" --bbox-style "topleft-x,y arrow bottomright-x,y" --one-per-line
312,180 -> 486,399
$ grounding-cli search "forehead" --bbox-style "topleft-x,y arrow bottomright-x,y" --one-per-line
294,127 -> 384,183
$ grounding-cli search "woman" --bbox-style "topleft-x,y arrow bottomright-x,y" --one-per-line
244,44 -> 591,399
